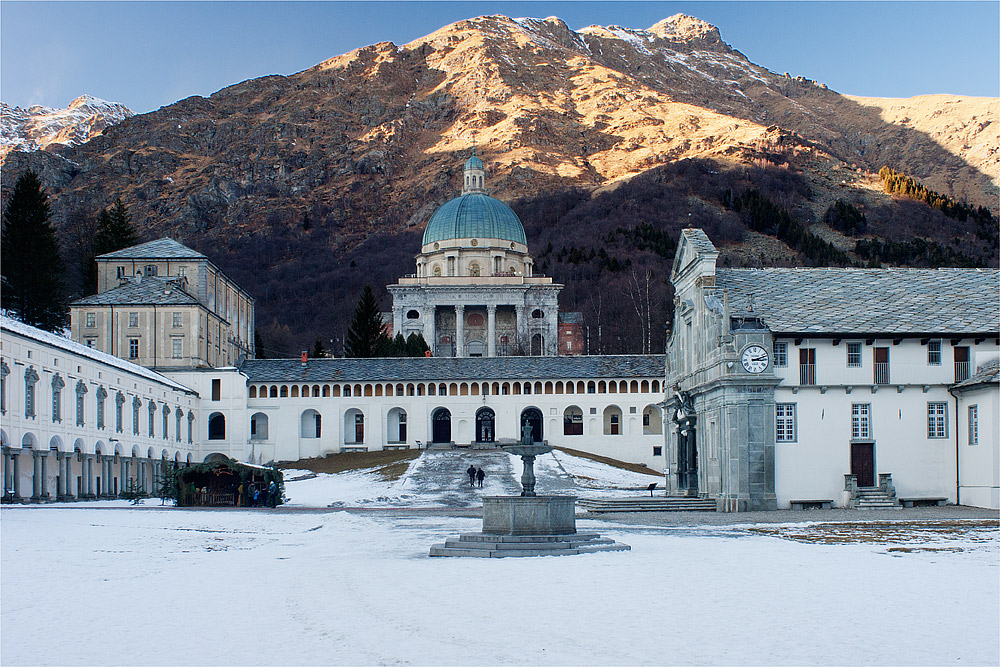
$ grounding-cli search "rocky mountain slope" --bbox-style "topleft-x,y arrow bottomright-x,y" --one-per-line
1,14 -> 996,354
0,95 -> 132,160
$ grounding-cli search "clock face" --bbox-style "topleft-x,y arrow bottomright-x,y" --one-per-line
741,345 -> 769,373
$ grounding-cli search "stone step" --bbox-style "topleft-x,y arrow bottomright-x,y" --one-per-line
429,543 -> 631,558
430,532 -> 631,558
578,497 -> 716,513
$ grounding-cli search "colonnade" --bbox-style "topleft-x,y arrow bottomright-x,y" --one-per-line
1,446 -> 176,503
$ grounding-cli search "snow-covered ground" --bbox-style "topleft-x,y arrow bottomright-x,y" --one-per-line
282,449 -> 663,508
2,451 -> 998,665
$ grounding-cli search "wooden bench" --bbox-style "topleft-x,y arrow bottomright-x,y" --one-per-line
789,499 -> 834,510
384,444 -> 409,451
341,446 -> 368,453
899,497 -> 947,508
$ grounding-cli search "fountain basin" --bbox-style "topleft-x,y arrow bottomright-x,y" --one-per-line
483,495 -> 577,535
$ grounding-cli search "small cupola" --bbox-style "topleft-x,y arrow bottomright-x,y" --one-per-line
462,147 -> 486,194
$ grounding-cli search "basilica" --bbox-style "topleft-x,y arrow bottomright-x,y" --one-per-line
2,155 -> 997,510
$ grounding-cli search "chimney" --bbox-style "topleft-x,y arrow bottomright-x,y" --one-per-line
300,350 -> 308,366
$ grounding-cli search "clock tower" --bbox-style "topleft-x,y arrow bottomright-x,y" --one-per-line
663,229 -> 779,511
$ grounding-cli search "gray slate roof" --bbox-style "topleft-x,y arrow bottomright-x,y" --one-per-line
97,238 -> 207,261
241,355 -> 665,383
952,359 -> 1000,390
716,268 -> 1000,335
73,276 -> 200,307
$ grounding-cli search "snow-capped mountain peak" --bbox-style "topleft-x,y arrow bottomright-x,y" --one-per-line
1,95 -> 132,161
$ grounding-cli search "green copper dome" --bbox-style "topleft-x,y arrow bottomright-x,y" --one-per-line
465,155 -> 483,170
422,193 -> 527,245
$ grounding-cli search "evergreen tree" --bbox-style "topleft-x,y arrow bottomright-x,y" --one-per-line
155,461 -> 179,505
254,330 -> 266,359
1,170 -> 68,331
311,338 -> 326,358
343,284 -> 389,358
406,332 -> 430,357
93,198 -> 138,256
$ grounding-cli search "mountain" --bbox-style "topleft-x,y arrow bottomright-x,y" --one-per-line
0,95 -> 133,160
1,14 -> 996,355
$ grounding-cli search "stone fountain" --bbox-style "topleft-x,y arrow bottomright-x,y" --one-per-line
429,424 -> 631,558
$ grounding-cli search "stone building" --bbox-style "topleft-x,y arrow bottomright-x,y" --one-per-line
388,154 -> 562,356
664,229 -> 999,510
70,238 -> 254,369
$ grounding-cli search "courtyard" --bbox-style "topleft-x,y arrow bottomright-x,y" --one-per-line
1,451 -> 998,666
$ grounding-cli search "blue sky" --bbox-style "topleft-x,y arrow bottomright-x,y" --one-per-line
2,1 -> 997,114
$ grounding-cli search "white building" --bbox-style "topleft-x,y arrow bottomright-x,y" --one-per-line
1,316 -> 200,502
171,356 -> 667,470
664,229 -> 1000,510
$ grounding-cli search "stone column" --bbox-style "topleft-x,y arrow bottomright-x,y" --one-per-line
455,305 -> 465,358
55,454 -> 64,498
12,451 -> 21,500
63,455 -> 74,500
423,306 -> 436,355
515,305 -> 526,354
40,452 -> 49,499
85,455 -> 94,497
3,448 -> 11,497
31,453 -> 41,500
393,307 -> 403,340
487,305 -> 497,357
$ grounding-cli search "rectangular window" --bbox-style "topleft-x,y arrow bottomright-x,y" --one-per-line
128,339 -> 139,359
776,403 -> 797,442
172,338 -> 183,359
212,379 -> 221,401
851,403 -> 871,441
144,264 -> 157,277
799,348 -> 816,385
85,339 -> 96,348
76,392 -> 85,427
128,312 -> 138,328
927,340 -> 941,365
85,312 -> 96,328
116,400 -> 123,433
846,342 -> 862,367
968,405 -> 979,445
652,446 -> 662,456
773,342 -> 787,368
116,266 -> 126,279
927,402 -> 948,438
172,312 -> 183,328
178,266 -> 186,277
132,402 -> 140,436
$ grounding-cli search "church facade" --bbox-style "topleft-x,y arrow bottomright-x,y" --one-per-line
387,155 -> 562,357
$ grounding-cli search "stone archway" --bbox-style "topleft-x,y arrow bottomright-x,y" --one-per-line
432,408 -> 451,444
520,407 -> 543,443
475,407 -> 495,443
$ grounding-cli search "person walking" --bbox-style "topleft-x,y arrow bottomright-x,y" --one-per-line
466,464 -> 476,487
476,467 -> 485,488
268,480 -> 278,507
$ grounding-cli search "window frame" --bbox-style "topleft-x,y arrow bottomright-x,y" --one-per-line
772,342 -> 787,368
775,403 -> 797,442
968,405 -> 979,445
851,403 -> 871,441
927,339 -> 942,365
846,341 -> 862,368
927,402 -> 948,439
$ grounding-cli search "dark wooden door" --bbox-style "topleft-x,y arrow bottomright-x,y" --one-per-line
432,409 -> 451,443
851,443 -> 875,487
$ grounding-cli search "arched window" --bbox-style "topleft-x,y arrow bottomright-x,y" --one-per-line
208,412 -> 226,440
603,406 -> 623,435
300,410 -> 321,438
563,406 -> 583,436
641,380 -> 649,393
531,334 -> 544,356
269,386 -> 278,398
280,386 -> 288,398
250,412 -> 269,440
323,385 -> 332,397
291,385 -> 299,398
652,380 -> 661,393
388,408 -> 407,444
345,410 -> 364,444
406,310 -> 420,319
249,386 -> 257,399
643,405 -> 663,435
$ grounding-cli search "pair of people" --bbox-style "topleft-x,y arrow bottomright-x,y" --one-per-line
465,464 -> 486,488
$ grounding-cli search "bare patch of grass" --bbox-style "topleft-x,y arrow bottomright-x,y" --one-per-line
748,519 -> 998,546
555,446 -> 662,478
277,450 -> 420,476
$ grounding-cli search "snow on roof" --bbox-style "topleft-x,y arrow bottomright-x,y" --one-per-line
0,315 -> 196,395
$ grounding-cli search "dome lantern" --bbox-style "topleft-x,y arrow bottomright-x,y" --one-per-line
463,146 -> 486,194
